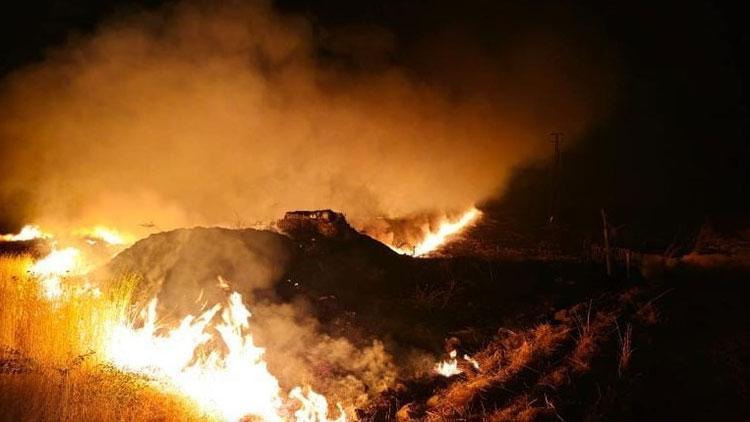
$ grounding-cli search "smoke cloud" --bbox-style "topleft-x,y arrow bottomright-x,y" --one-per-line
0,0 -> 615,234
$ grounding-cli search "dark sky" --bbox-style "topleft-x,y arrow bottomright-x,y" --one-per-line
1,0 -> 748,239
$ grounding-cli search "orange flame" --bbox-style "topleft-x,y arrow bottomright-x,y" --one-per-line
74,225 -> 132,245
388,207 -> 481,257
434,350 -> 461,377
16,224 -> 352,419
434,350 -> 480,377
106,289 -> 346,421
0,224 -> 50,241
28,247 -> 86,299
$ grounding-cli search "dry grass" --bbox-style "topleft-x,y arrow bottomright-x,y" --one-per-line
0,254 -> 207,421
0,255 -> 133,366
359,287 -> 659,422
617,322 -> 633,377
0,365 -> 205,422
424,322 -> 572,420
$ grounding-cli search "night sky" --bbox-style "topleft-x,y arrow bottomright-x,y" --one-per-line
1,0 -> 748,241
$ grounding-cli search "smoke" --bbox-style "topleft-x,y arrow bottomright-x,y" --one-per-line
107,227 -> 292,315
0,0 -> 615,235
250,299 -> 400,410
104,226 -> 420,412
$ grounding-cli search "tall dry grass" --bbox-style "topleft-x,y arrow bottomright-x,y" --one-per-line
0,255 -> 133,365
0,254 -> 207,421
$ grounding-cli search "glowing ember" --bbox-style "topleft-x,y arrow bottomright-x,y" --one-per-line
0,224 -> 50,241
106,289 -> 345,421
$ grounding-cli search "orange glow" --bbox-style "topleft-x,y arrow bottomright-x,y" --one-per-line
15,224 -> 135,299
28,247 -> 85,299
434,350 -> 480,377
0,224 -> 50,241
75,225 -> 133,245
106,289 -> 346,421
435,350 -> 462,377
389,207 -> 482,257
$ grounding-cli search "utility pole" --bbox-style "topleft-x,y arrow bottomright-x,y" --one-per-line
601,208 -> 612,277
550,132 -> 564,171
548,132 -> 564,223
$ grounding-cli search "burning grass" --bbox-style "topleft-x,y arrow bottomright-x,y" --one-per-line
0,254 -> 206,421
0,255 -> 135,367
0,250 -> 353,421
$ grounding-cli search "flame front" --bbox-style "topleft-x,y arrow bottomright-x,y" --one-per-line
0,224 -> 50,241
106,290 -> 345,421
412,207 -> 481,256
386,207 -> 482,257
74,225 -> 131,245
8,225 -> 345,421
28,247 -> 84,299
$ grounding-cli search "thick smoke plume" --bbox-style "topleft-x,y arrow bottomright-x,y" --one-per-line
0,0 -> 614,234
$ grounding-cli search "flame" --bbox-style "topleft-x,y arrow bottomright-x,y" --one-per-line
74,225 -> 132,245
28,247 -> 85,299
2,223 -> 134,246
106,290 -> 345,421
434,350 -> 480,377
14,224 -> 348,420
0,224 -> 50,241
388,207 -> 481,257
290,387 -> 345,422
434,350 -> 462,377
13,224 -> 135,298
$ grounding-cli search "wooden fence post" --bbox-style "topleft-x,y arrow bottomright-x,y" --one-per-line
601,209 -> 612,277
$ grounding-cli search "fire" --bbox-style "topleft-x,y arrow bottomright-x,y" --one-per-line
2,223 -> 134,246
28,247 -> 85,299
435,350 -> 462,377
290,387 -> 345,422
106,289 -> 346,421
13,224 -> 350,420
434,350 -> 480,377
389,207 -> 482,257
11,224 -> 135,299
0,224 -> 50,241
75,225 -> 131,245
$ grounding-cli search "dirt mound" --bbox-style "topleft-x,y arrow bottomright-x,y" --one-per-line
104,218 -> 611,349
105,227 -> 295,318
